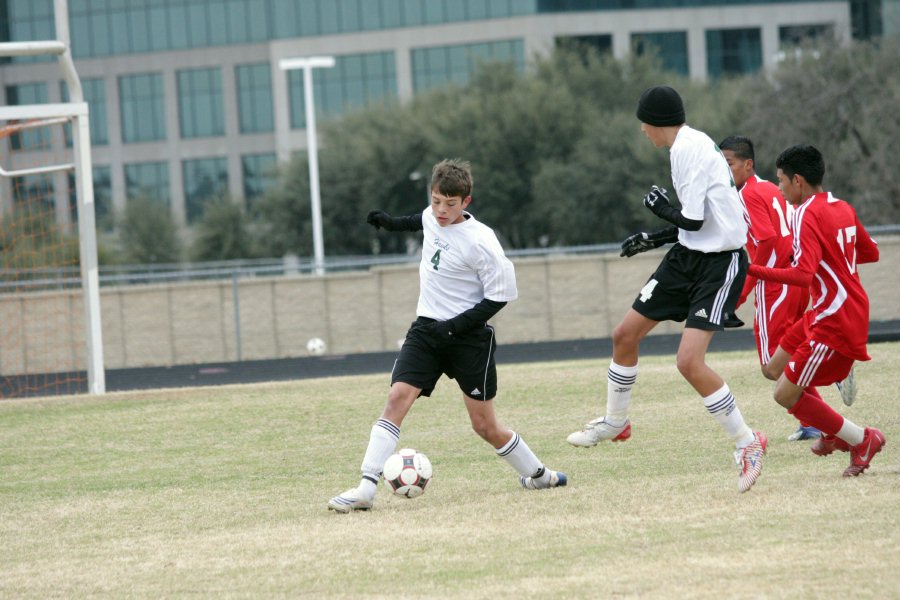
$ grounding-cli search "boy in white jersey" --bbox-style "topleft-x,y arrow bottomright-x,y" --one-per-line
329,158 -> 566,513
567,86 -> 768,493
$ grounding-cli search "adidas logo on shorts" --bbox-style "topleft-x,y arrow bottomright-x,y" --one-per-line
694,308 -> 708,319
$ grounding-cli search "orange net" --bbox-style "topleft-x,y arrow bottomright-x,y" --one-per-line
1,117 -> 87,398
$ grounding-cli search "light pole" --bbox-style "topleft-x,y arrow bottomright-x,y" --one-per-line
278,55 -> 335,275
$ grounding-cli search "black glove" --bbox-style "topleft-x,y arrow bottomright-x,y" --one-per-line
421,319 -> 456,343
367,209 -> 393,230
722,312 -> 745,328
642,185 -> 671,216
620,226 -> 678,258
366,210 -> 423,232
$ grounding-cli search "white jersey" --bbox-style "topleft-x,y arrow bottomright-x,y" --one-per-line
417,209 -> 518,320
670,125 -> 747,252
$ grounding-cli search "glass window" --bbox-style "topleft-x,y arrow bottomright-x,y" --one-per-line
177,67 -> 225,139
92,165 -> 114,231
411,39 -> 525,94
289,51 -> 397,129
3,0 -> 55,63
706,28 -> 763,79
11,174 -> 54,214
380,0 -> 403,28
61,78 -> 109,146
4,83 -> 50,150
236,63 -> 274,134
119,73 -> 166,143
242,153 -> 278,206
632,31 -> 689,76
779,24 -> 834,47
125,161 -> 170,206
424,0 -> 446,24
183,157 -> 229,224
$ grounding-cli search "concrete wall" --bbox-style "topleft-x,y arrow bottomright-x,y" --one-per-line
1,237 -> 898,375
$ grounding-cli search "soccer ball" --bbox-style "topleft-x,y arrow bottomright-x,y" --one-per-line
383,448 -> 432,498
306,337 -> 326,356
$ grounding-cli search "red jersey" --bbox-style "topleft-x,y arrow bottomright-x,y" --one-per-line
748,192 -> 879,361
739,175 -> 809,363
740,174 -> 794,268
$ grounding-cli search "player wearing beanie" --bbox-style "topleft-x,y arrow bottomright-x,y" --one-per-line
568,86 -> 767,493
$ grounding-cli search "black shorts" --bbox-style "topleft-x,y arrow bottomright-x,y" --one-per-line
632,243 -> 747,331
391,317 -> 498,400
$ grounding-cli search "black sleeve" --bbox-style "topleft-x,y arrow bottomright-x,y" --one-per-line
448,298 -> 507,334
391,212 -> 424,232
653,205 -> 704,231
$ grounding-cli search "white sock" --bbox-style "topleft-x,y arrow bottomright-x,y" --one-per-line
606,361 -> 638,426
358,418 -> 400,499
836,419 -> 865,447
496,432 -> 547,482
702,384 -> 754,447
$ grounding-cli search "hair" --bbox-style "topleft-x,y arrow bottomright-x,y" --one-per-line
431,158 -> 473,199
719,135 -> 755,161
775,144 -> 825,186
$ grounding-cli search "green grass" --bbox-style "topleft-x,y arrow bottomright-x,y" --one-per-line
2,343 -> 899,599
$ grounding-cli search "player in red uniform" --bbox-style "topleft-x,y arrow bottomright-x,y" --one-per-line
719,136 -> 819,441
748,145 -> 884,477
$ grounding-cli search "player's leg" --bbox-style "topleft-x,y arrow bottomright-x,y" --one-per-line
776,344 -> 885,476
567,308 -> 657,447
452,326 -> 566,490
463,396 -> 566,490
681,248 -> 766,491
329,323 -> 440,512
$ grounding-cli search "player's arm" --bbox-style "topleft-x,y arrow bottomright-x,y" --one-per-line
642,186 -> 703,231
366,209 -> 424,232
855,218 -> 880,264
747,263 -> 812,287
421,299 -> 507,341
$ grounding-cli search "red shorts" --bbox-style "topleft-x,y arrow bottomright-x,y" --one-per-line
781,314 -> 854,387
753,280 -> 809,364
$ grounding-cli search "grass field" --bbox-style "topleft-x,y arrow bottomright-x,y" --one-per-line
2,343 -> 899,599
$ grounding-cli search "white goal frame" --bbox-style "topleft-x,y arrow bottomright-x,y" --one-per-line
0,0 -> 105,394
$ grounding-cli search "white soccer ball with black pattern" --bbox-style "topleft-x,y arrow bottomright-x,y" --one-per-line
305,337 -> 326,356
383,448 -> 432,498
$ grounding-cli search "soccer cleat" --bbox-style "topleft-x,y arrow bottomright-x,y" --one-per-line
520,469 -> 567,490
835,368 -> 857,407
566,417 -> 631,447
787,425 -> 822,441
810,434 -> 850,456
843,427 -> 886,477
327,487 -> 373,513
734,431 -> 767,493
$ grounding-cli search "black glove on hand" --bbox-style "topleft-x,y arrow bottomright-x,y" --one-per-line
366,209 -> 394,231
642,185 -> 671,217
421,319 -> 456,342
620,226 -> 678,258
366,210 -> 423,232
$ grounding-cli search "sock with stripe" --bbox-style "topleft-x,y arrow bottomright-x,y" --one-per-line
496,432 -> 548,484
606,360 -> 638,427
358,418 -> 400,499
703,384 -> 754,448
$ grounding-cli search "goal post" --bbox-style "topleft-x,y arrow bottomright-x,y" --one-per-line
0,0 -> 104,395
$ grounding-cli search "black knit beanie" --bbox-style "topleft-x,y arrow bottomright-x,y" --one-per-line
636,86 -> 685,127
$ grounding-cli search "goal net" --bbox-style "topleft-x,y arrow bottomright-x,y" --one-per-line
0,7 -> 104,398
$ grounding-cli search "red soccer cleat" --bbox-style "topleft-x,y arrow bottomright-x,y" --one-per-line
810,434 -> 850,456
844,428 -> 886,477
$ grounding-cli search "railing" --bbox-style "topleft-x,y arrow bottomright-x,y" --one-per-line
2,223 -> 899,292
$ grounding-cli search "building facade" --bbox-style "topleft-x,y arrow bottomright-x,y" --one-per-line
0,0 -> 867,229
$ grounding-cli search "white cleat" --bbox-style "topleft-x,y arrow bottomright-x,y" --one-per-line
520,468 -> 568,490
566,417 -> 631,447
735,432 -> 767,493
835,368 -> 857,407
327,487 -> 373,513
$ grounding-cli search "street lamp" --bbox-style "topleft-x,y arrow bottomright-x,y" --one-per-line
278,55 -> 335,275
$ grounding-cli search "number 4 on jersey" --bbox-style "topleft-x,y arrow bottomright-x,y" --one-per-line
431,250 -> 441,270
